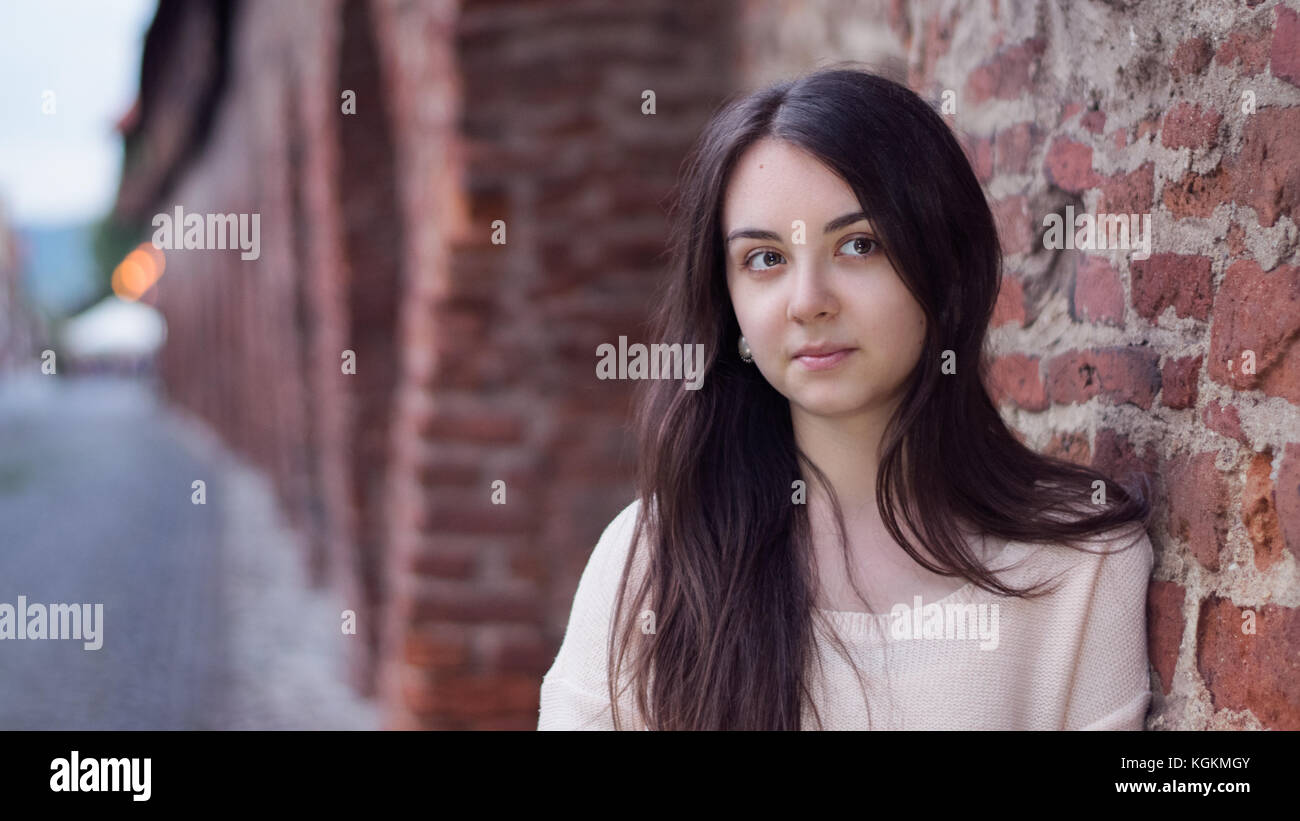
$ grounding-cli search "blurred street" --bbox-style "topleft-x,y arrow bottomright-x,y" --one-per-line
0,374 -> 380,729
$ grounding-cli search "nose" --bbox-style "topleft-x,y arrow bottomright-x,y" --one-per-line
786,258 -> 839,323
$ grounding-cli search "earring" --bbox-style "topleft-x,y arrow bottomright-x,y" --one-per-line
738,335 -> 753,363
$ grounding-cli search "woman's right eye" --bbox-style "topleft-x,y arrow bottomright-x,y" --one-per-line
743,250 -> 784,271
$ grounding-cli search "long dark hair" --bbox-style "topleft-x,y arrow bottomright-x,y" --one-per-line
608,64 -> 1152,730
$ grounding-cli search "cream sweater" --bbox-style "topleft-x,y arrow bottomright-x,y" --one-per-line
538,498 -> 1155,730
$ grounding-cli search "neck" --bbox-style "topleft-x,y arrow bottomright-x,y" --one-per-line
791,399 -> 900,528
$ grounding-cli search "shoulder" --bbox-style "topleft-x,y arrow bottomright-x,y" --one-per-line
1015,492 -> 1153,577
1061,522 -> 1154,583
1058,524 -> 1155,729
545,497 -> 648,676
1008,521 -> 1154,612
538,497 -> 649,728
581,497 -> 648,592
596,497 -> 643,556
1091,524 -> 1155,605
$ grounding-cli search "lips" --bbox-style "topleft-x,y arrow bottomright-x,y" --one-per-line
793,347 -> 855,371
791,343 -> 855,358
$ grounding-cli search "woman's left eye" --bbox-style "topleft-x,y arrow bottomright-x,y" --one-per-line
837,236 -> 878,257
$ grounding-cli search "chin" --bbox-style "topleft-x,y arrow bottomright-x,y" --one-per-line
790,393 -> 868,418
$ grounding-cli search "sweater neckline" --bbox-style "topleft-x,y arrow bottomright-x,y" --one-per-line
813,539 -> 1032,640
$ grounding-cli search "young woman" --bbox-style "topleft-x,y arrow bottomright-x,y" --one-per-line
539,65 -> 1154,730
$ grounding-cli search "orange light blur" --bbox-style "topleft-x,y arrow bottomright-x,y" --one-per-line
111,243 -> 166,301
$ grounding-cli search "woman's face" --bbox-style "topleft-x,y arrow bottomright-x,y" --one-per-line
722,137 -> 928,420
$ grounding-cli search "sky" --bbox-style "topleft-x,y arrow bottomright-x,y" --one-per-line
0,0 -> 157,228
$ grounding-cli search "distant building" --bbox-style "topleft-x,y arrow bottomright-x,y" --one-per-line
60,295 -> 167,378
0,201 -> 43,375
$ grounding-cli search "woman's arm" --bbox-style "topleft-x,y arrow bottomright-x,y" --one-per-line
1063,527 -> 1157,730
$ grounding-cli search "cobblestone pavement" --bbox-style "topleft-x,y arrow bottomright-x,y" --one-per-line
0,374 -> 381,729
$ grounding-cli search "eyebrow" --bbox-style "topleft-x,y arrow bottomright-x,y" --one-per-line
724,211 -> 871,245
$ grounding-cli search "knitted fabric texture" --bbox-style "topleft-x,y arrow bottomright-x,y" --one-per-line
538,498 -> 1154,730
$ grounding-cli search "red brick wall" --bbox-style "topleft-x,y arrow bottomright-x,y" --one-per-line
369,0 -> 740,729
143,0 -> 382,692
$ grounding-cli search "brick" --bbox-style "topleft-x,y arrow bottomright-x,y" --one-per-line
1215,22 -> 1272,74
425,309 -> 488,354
994,121 -> 1042,175
408,542 -> 479,579
1079,110 -> 1106,134
1092,428 -> 1157,492
605,234 -> 671,271
1164,451 -> 1228,570
408,581 -> 542,625
1278,442 -> 1300,563
551,450 -> 637,481
1231,108 -> 1300,228
1147,580 -> 1185,695
1202,400 -> 1247,445
417,492 -> 534,535
479,627 -> 553,673
986,353 -> 1047,411
1207,260 -> 1300,403
991,274 -> 1027,328
1196,598 -> 1300,729
1160,102 -> 1222,150
1044,136 -> 1096,192
1096,162 -> 1154,215
415,405 -> 526,444
1162,165 -> 1229,219
415,461 -> 481,487
1272,6 -> 1300,88
509,548 -> 546,584
464,181 -> 510,231
1243,450 -> 1286,571
1160,354 -> 1201,409
1071,255 -> 1124,326
1224,222 -> 1247,257
403,628 -> 471,669
1171,36 -> 1213,80
1044,347 -> 1161,409
965,37 -> 1046,103
1129,253 -> 1213,322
